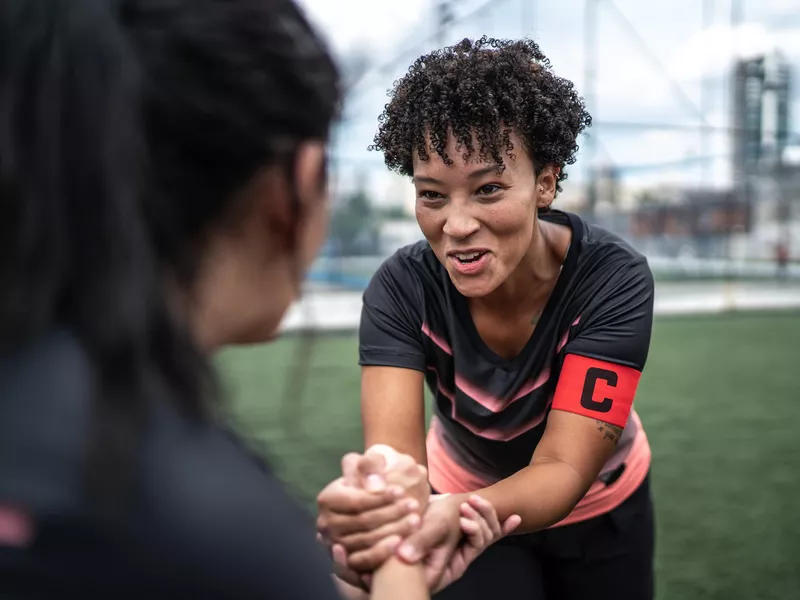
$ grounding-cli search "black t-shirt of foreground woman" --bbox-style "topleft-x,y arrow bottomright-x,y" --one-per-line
0,1 -> 342,597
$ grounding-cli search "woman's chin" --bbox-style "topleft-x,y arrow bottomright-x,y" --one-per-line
448,273 -> 500,299
229,313 -> 285,346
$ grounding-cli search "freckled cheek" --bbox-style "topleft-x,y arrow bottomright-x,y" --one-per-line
483,206 -> 535,262
482,204 -> 532,238
415,209 -> 445,242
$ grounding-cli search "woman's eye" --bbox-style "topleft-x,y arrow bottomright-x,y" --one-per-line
477,184 -> 501,196
419,190 -> 443,200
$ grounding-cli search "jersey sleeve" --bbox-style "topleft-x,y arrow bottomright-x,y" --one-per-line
552,259 -> 654,428
358,254 -> 427,372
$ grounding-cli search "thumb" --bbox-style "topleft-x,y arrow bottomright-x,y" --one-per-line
396,519 -> 446,564
357,452 -> 388,492
501,514 -> 522,536
365,444 -> 400,470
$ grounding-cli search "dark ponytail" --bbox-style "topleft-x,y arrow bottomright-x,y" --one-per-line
0,0 -> 211,508
0,0 -> 340,510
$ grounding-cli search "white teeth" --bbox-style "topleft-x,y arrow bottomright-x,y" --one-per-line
455,252 -> 483,260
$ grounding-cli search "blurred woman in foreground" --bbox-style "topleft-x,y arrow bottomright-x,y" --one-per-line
0,1 -> 503,598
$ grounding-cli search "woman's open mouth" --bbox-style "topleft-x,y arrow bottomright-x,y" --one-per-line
448,250 -> 490,275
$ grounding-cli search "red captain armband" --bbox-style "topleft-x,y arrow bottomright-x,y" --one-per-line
552,354 -> 641,429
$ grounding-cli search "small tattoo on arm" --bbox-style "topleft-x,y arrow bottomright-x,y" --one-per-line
595,420 -> 623,445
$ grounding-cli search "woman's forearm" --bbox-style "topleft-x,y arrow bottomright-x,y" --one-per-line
371,557 -> 428,600
330,555 -> 427,600
460,460 -> 589,534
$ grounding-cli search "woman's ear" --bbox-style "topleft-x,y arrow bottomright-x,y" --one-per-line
293,141 -> 327,208
535,166 -> 560,208
238,141 -> 326,253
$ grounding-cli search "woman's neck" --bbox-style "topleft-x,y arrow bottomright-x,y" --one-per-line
472,218 -> 569,315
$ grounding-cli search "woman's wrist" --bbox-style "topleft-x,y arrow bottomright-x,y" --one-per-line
372,558 -> 427,600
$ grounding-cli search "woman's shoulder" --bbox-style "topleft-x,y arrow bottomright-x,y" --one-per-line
138,424 -> 339,597
0,330 -> 339,598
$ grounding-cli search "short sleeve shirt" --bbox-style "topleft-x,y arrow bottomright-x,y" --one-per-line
359,210 -> 654,503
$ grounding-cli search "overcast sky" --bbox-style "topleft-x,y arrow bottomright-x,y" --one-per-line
296,0 -> 800,202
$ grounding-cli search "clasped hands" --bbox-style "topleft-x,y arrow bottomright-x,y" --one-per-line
316,445 -> 521,594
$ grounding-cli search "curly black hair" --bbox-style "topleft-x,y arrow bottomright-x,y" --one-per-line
369,36 -> 591,194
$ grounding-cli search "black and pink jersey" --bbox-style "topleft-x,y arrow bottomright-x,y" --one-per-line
359,210 -> 654,526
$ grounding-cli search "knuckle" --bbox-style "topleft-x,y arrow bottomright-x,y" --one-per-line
359,454 -> 382,472
386,499 -> 408,518
378,520 -> 412,544
341,453 -> 361,473
405,465 -> 423,482
399,519 -> 417,538
395,454 -> 414,468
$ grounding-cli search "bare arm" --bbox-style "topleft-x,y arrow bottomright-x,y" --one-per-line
358,368 -> 610,549
332,560 -> 427,600
445,409 -> 619,533
453,349 -> 644,533
361,366 -> 427,467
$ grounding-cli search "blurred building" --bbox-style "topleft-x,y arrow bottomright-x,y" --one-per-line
731,52 -> 792,179
626,51 -> 797,261
630,188 -> 749,259
731,51 -> 797,260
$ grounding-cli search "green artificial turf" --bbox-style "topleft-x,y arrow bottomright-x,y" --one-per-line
218,310 -> 800,599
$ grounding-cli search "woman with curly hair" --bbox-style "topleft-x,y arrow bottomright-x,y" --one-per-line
317,37 -> 656,599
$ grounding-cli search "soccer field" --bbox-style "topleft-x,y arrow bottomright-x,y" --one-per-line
218,311 -> 800,600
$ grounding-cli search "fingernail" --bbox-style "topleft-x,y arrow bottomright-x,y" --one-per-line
365,474 -> 385,491
389,485 -> 404,498
398,543 -> 418,562
408,513 -> 420,527
405,499 -> 419,511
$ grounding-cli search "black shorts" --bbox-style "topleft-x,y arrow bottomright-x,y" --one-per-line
434,474 -> 655,600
